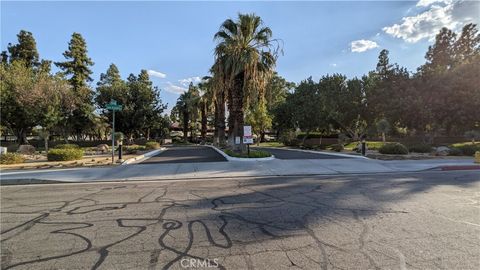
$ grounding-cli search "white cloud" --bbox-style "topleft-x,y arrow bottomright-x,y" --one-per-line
330,63 -> 337,67
383,0 -> 479,43
178,76 -> 202,87
416,0 -> 452,7
164,82 -> 187,94
350,40 -> 379,53
147,69 -> 167,79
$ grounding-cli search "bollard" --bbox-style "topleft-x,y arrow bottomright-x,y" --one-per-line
361,139 -> 366,156
118,141 -> 123,163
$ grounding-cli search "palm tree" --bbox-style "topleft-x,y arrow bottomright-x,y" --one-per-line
173,84 -> 200,142
213,13 -> 279,151
198,79 -> 214,144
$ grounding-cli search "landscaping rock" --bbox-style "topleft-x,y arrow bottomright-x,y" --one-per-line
17,145 -> 36,155
434,146 -> 450,156
96,144 -> 109,153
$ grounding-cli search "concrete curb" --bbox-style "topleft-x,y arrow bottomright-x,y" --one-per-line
121,148 -> 166,165
256,146 -> 369,159
205,145 -> 276,161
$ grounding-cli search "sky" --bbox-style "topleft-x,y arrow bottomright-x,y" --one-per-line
2,0 -> 479,113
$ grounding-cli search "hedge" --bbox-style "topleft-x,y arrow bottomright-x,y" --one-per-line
0,153 -> 25,164
454,144 -> 480,156
330,144 -> 344,152
408,143 -> 432,153
378,143 -> 409,155
145,141 -> 161,150
54,144 -> 80,149
224,149 -> 271,158
47,148 -> 84,161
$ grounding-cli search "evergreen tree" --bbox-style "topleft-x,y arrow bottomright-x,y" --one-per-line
376,49 -> 391,79
421,27 -> 456,74
7,30 -> 40,67
454,23 -> 480,64
55,32 -> 94,91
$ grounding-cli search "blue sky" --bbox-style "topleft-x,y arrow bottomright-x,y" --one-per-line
2,1 -> 478,112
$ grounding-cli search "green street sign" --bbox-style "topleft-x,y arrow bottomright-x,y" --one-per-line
106,104 -> 122,111
106,100 -> 122,111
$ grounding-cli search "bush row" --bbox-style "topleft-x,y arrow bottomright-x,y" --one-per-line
47,148 -> 84,161
0,153 -> 26,164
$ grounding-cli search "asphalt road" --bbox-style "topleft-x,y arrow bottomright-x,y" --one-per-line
1,171 -> 479,270
255,147 -> 351,159
141,145 -> 227,164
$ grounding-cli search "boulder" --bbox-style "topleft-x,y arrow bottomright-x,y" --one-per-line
434,146 -> 450,156
96,144 -> 109,153
17,145 -> 35,155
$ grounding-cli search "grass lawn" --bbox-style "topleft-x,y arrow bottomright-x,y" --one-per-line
344,141 -> 386,151
224,149 -> 272,158
258,141 -> 284,147
450,141 -> 479,147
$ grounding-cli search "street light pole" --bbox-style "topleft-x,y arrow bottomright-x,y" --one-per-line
112,110 -> 115,164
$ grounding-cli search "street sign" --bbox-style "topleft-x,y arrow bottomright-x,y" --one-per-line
243,125 -> 253,144
106,99 -> 123,111
107,99 -> 123,164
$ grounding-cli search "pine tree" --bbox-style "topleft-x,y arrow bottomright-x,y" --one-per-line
454,23 -> 480,65
55,32 -> 94,140
7,30 -> 40,67
55,32 -> 94,91
422,27 -> 456,74
376,49 -> 391,79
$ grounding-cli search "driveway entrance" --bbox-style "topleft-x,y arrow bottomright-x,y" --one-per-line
140,145 -> 227,164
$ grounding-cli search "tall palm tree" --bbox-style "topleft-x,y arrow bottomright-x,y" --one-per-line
173,84 -> 200,142
198,78 -> 214,144
213,13 -> 279,151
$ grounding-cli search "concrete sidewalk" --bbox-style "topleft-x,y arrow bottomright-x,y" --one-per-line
1,155 -> 477,184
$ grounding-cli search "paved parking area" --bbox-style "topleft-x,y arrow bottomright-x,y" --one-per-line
1,171 -> 479,269
255,147 -> 352,159
140,146 -> 227,164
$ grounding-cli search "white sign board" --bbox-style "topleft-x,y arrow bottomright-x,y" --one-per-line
243,125 -> 253,144
243,137 -> 254,144
235,137 -> 241,145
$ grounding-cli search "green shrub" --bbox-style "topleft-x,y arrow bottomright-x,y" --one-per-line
378,143 -> 409,155
0,153 -> 25,164
124,145 -> 146,154
330,144 -> 344,152
448,147 -> 463,156
47,148 -> 84,161
54,144 -> 80,149
408,143 -> 432,153
279,131 -> 297,146
455,144 -> 480,156
224,149 -> 271,158
145,141 -> 160,150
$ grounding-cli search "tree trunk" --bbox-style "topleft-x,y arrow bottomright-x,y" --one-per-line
227,84 -> 234,147
301,130 -> 309,146
213,101 -> 219,146
201,103 -> 207,144
382,132 -> 386,143
15,128 -> 28,145
231,73 -> 245,152
44,130 -> 49,152
216,92 -> 226,147
183,110 -> 189,142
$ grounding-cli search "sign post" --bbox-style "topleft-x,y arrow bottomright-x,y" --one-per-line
243,126 -> 253,156
106,99 -> 123,164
